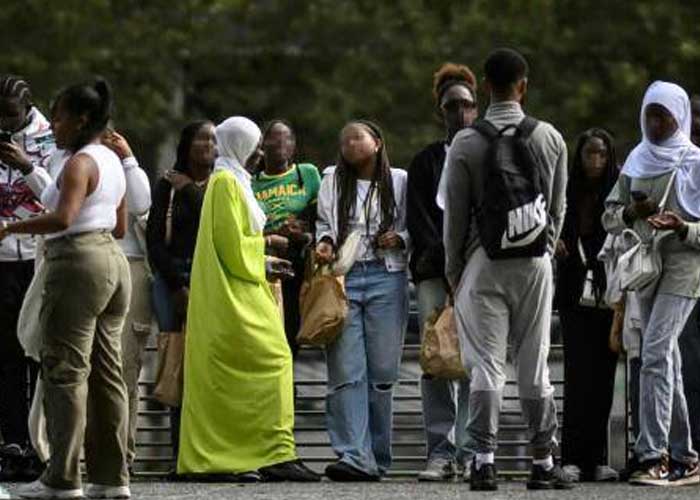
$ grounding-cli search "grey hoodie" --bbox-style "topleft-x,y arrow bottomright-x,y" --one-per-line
442,101 -> 568,288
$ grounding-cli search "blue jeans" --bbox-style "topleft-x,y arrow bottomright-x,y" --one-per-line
151,257 -> 191,332
416,278 -> 471,465
636,293 -> 699,465
325,261 -> 408,476
150,269 -> 190,459
151,273 -> 179,332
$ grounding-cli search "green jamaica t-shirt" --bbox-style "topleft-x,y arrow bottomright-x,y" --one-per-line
252,163 -> 321,232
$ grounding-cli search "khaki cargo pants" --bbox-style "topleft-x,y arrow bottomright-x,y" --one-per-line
121,258 -> 152,467
40,232 -> 131,489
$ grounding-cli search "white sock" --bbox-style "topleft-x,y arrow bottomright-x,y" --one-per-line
475,453 -> 495,471
533,456 -> 554,471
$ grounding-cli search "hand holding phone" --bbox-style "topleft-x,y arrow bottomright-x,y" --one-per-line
266,256 -> 295,280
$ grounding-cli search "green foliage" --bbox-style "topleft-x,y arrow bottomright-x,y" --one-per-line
3,0 -> 700,170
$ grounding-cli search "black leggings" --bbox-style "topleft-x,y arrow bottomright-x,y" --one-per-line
0,260 -> 39,448
560,305 -> 618,478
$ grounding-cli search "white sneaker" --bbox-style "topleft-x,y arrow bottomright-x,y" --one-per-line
0,485 -> 10,500
594,465 -> 619,482
417,457 -> 455,482
562,464 -> 581,482
17,479 -> 84,499
85,484 -> 131,499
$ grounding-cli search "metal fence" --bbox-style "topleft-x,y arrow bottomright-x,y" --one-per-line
130,306 -> 594,478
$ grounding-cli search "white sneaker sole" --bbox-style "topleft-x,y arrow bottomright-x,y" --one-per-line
85,485 -> 131,499
18,489 -> 84,499
629,477 -> 669,486
669,474 -> 700,487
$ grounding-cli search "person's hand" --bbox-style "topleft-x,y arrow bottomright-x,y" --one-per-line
555,239 -> 569,259
648,211 -> 687,234
265,256 -> 294,280
376,230 -> 404,250
102,130 -> 134,160
0,142 -> 33,174
165,170 -> 193,191
315,240 -> 335,265
627,198 -> 657,220
266,234 -> 289,253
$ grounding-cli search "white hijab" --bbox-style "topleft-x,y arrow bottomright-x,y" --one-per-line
214,116 -> 267,233
622,81 -> 700,218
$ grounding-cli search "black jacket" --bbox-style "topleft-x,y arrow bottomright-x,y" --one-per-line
407,141 -> 447,283
146,178 -> 206,290
554,186 -> 611,310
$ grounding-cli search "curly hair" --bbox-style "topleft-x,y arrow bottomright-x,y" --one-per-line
432,63 -> 477,107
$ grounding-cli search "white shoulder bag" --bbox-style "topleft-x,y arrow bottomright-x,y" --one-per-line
618,150 -> 687,291
332,189 -> 375,276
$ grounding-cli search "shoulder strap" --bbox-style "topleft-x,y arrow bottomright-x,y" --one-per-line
658,146 -> 689,211
472,119 -> 500,141
516,116 -> 539,139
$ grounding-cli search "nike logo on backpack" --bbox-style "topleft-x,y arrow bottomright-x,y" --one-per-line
500,194 -> 547,249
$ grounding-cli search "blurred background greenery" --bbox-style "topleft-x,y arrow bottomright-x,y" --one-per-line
3,0 -> 700,175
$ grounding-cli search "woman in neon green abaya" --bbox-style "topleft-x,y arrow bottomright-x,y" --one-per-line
177,116 -> 319,482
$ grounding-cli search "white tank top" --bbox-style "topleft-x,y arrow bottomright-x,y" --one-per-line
42,144 -> 126,240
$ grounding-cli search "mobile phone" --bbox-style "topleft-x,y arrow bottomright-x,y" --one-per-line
631,190 -> 648,202
0,131 -> 12,143
267,259 -> 295,279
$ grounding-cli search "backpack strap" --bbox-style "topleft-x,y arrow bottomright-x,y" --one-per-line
516,116 -> 539,139
471,119 -> 500,140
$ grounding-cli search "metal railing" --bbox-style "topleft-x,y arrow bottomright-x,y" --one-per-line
131,340 -> 569,478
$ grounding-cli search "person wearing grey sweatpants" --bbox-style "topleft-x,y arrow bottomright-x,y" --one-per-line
441,48 -> 570,491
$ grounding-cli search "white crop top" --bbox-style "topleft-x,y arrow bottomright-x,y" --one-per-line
41,144 -> 126,240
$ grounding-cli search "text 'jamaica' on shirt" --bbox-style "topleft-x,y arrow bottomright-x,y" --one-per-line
252,163 -> 321,232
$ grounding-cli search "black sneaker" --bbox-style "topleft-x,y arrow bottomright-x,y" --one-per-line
0,444 -> 24,481
18,448 -> 45,482
470,458 -> 498,491
325,461 -> 380,482
668,460 -> 700,487
260,459 -> 321,482
527,464 -> 575,490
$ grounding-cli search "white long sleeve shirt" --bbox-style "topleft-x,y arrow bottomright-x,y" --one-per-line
119,156 -> 151,258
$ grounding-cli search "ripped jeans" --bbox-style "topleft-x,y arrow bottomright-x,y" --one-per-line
325,260 -> 408,476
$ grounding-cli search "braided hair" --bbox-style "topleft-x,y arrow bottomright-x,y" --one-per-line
335,120 -> 396,248
0,75 -> 32,109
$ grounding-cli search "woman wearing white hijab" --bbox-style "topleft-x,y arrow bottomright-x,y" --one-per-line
176,117 -> 319,482
603,81 -> 700,486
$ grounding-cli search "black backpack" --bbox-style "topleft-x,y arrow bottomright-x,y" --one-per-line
471,116 -> 548,260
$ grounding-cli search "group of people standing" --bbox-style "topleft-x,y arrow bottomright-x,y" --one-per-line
0,45 -> 700,499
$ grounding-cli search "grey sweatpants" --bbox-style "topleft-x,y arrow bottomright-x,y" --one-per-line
454,247 -> 557,458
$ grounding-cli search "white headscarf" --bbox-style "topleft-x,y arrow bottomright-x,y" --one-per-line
213,116 -> 266,233
622,81 -> 700,218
